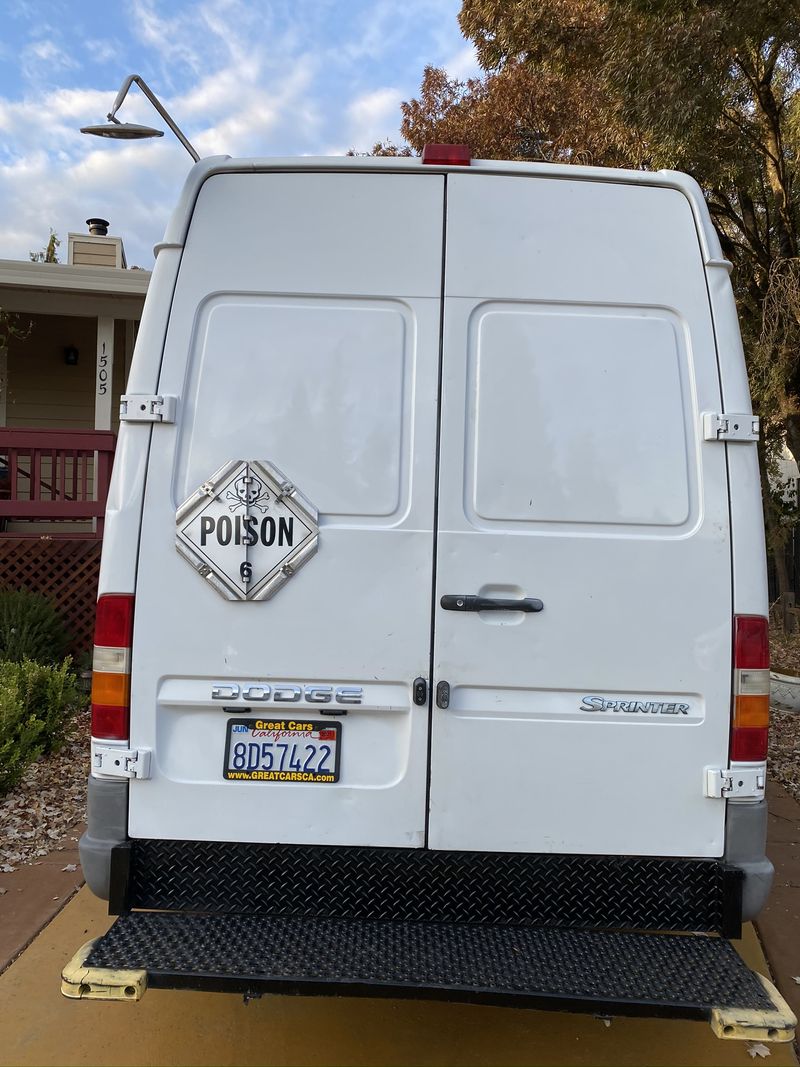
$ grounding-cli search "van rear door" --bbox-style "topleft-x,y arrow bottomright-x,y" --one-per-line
429,174 -> 732,857
128,171 -> 444,847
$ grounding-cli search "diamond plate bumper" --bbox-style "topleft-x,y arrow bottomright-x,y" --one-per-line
111,839 -> 744,936
61,911 -> 796,1041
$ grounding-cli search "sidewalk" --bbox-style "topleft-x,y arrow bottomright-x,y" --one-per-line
0,888 -> 795,1067
0,819 -> 84,974
758,781 -> 800,1026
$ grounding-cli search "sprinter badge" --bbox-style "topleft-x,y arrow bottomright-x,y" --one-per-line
175,459 -> 318,601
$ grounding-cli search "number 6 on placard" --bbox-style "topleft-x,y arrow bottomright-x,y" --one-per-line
240,561 -> 252,582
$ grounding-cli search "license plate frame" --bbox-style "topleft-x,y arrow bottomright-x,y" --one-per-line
223,716 -> 341,783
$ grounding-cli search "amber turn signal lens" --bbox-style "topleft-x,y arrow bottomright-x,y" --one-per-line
733,693 -> 770,729
91,671 -> 131,707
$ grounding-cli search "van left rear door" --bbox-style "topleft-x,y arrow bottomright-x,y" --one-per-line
128,171 -> 444,848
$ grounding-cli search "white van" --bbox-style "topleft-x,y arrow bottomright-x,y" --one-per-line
63,148 -> 795,1040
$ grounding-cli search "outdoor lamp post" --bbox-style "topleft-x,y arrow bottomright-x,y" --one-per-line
80,74 -> 199,162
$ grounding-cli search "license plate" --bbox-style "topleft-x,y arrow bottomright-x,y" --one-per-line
223,717 -> 340,783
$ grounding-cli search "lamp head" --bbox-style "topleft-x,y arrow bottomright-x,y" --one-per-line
80,75 -> 199,161
80,120 -> 164,140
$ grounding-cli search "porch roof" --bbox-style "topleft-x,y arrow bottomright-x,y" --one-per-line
0,259 -> 150,319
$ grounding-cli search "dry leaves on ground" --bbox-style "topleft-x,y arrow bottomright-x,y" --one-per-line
769,709 -> 800,805
768,625 -> 800,804
770,626 -> 800,676
0,707 -> 89,872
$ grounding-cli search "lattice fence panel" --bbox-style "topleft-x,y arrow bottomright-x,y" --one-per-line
0,538 -> 101,657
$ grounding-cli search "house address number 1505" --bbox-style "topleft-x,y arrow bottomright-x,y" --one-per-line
97,341 -> 109,395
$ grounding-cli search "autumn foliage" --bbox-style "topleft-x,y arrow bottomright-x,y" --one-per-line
393,0 -> 800,590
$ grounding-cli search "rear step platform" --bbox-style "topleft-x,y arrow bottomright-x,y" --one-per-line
62,912 -> 796,1042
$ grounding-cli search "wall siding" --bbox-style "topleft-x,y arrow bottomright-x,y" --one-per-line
5,313 -> 131,431
6,314 -> 97,429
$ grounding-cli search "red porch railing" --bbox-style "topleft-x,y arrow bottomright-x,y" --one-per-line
0,428 -> 116,538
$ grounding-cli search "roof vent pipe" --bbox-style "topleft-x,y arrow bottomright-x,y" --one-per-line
86,218 -> 109,236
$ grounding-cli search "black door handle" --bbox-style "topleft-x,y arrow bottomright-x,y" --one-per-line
440,595 -> 544,613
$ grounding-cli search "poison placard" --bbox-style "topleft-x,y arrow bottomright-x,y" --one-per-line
176,460 -> 318,601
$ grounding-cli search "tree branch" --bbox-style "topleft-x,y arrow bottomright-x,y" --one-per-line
721,107 -> 778,168
763,38 -> 782,82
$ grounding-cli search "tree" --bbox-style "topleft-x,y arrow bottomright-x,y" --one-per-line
400,61 -> 644,167
0,309 -> 32,422
399,0 -> 800,597
348,141 -> 413,157
0,311 -> 31,350
29,229 -> 60,264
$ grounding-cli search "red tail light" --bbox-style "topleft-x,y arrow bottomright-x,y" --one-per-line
731,615 -> 769,761
91,594 -> 134,741
422,143 -> 471,166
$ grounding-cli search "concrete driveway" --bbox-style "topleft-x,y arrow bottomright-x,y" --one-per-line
0,885 -> 796,1067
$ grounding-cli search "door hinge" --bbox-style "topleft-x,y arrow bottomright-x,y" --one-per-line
702,412 -> 759,442
436,681 -> 450,709
412,677 -> 428,706
704,766 -> 765,799
92,745 -> 152,780
119,394 -> 177,424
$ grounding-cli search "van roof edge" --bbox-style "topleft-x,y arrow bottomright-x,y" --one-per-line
159,155 -> 721,267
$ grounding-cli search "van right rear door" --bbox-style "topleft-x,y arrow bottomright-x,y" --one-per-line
428,173 -> 733,858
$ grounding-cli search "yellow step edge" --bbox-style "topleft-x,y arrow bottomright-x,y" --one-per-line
60,936 -> 796,1042
60,938 -> 147,1002
710,973 -> 797,1042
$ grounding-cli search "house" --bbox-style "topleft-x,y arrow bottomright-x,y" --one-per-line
0,222 -> 150,654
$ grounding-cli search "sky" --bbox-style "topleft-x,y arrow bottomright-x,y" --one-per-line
0,0 -> 478,267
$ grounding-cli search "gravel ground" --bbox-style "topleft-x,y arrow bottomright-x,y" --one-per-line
769,625 -> 800,806
769,709 -> 800,805
770,626 -> 800,676
0,707 -> 89,873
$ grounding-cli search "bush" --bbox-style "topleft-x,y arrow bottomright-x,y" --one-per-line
0,588 -> 69,664
0,658 -> 81,795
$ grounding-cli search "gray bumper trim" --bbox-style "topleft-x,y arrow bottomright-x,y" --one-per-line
724,799 -> 774,921
78,779 -> 773,921
79,775 -> 129,901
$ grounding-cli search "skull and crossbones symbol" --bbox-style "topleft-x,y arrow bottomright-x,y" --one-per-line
226,471 -> 270,512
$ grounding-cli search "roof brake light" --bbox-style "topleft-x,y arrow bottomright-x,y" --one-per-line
422,144 -> 471,166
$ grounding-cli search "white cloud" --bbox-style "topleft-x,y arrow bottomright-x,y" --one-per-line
20,35 -> 79,83
83,39 -> 126,65
191,59 -> 320,157
443,44 -> 481,82
348,87 -> 402,127
346,87 -> 404,150
0,136 -> 187,266
128,0 -> 271,87
128,0 -> 207,80
338,2 -> 396,64
25,39 -> 74,65
0,0 -> 471,265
